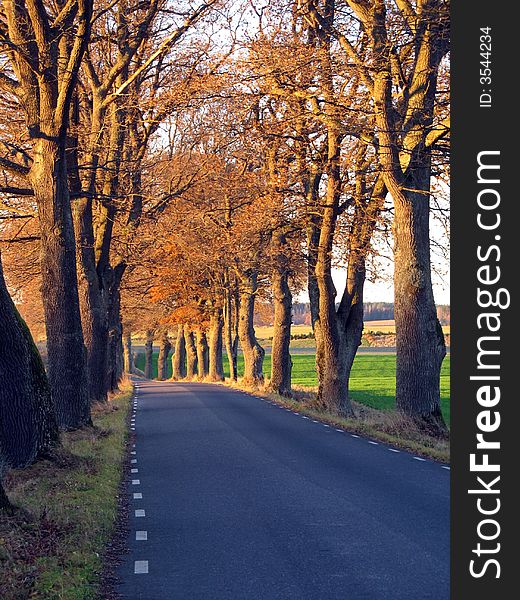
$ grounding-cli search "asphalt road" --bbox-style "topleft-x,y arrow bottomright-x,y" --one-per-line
117,381 -> 449,600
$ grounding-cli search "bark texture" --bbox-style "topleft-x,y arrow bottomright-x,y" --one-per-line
208,309 -> 224,382
223,279 -> 239,381
0,254 -> 59,473
269,233 -> 292,396
144,330 -> 154,379
237,272 -> 264,386
172,325 -> 187,380
185,327 -> 198,379
123,331 -> 134,374
157,331 -> 172,381
195,330 -> 209,380
31,139 -> 91,428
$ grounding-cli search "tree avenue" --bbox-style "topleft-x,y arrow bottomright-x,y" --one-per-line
1,0 -> 450,505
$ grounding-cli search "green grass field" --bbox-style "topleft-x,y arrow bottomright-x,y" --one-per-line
135,352 -> 451,425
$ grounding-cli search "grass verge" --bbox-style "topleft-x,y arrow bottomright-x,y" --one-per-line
224,381 -> 450,464
0,379 -> 132,600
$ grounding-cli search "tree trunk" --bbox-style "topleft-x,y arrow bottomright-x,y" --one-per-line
29,138 -> 91,429
69,97 -> 110,405
123,330 -> 133,374
73,199 -> 109,404
105,264 -> 125,392
269,233 -> 293,396
172,324 -> 187,380
237,272 -> 264,386
185,327 -> 198,379
144,330 -> 154,379
0,252 -> 59,474
393,182 -> 447,433
223,273 -> 239,381
208,309 -> 224,382
157,331 -> 172,381
196,330 -> 209,380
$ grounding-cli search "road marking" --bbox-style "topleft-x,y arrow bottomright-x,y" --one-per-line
133,492 -> 143,499
134,560 -> 148,574
132,479 -> 140,485
335,429 -> 343,432
136,531 -> 147,541
368,441 -> 379,445
132,444 -> 136,448
131,451 -> 136,455
389,448 -> 400,453
322,424 -> 330,428
413,457 -> 427,462
131,459 -> 137,463
312,420 -> 320,423
302,416 -> 310,419
442,466 -> 450,470
351,434 -> 360,438
131,468 -> 138,473
135,509 -> 145,517
131,427 -> 135,431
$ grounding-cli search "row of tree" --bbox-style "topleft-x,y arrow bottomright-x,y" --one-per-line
1,0 -> 450,505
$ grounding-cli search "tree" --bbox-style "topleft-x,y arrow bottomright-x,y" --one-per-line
1,0 -> 93,428
0,252 -> 58,509
326,0 -> 450,431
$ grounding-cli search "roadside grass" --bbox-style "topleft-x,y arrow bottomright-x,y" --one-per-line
135,352 -> 450,426
0,380 -> 132,600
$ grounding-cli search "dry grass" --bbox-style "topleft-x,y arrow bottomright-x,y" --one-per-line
224,380 -> 450,463
0,380 -> 132,600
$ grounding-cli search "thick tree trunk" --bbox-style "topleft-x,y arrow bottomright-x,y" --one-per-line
195,330 -> 209,380
208,309 -> 224,382
393,182 -> 447,434
184,327 -> 198,379
0,253 -> 59,474
313,128 -> 354,415
237,273 -> 264,386
144,330 -> 154,379
172,325 -> 187,380
68,94 -> 110,406
73,198 -> 109,404
123,331 -> 133,374
269,233 -> 293,396
157,331 -> 172,381
29,138 -> 91,429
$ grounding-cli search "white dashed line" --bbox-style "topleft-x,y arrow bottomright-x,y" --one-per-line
134,560 -> 148,574
135,509 -> 145,517
302,416 -> 310,419
335,429 -> 343,433
368,441 -> 379,445
351,434 -> 360,438
131,451 -> 136,455
136,531 -> 148,541
413,457 -> 427,462
133,492 -> 143,499
442,466 -> 450,470
131,459 -> 137,464
388,448 -> 400,453
132,479 -> 140,485
312,420 -> 320,423
131,468 -> 138,473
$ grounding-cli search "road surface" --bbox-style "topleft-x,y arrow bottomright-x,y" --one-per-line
117,381 -> 449,599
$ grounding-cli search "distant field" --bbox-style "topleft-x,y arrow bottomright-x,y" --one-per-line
255,321 -> 450,339
135,352 -> 451,426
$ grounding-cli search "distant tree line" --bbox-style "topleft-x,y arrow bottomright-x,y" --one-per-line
292,302 -> 450,325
